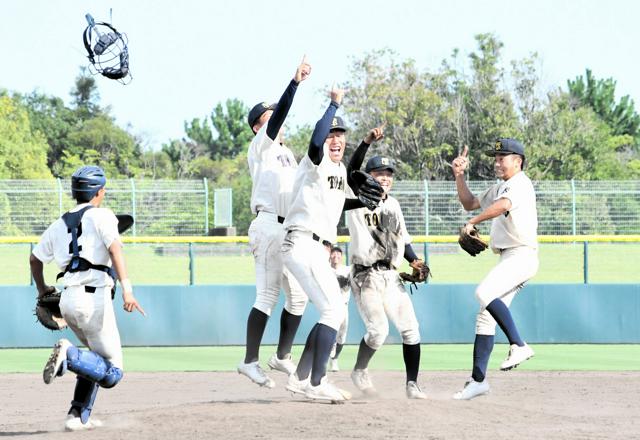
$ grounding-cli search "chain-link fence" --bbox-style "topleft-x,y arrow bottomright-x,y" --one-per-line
0,179 -> 209,236
1,179 -> 638,236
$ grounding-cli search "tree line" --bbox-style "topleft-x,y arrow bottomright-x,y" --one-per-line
1,34 -> 639,234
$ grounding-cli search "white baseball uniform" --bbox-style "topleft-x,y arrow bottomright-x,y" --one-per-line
282,147 -> 347,330
346,194 -> 420,350
32,203 -> 123,368
474,170 -> 539,335
333,264 -> 351,345
247,124 -> 307,316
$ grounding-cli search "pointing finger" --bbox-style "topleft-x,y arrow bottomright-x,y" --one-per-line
461,145 -> 469,157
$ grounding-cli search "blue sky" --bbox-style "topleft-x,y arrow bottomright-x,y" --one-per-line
2,0 -> 638,149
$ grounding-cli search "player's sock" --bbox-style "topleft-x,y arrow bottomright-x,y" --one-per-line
402,343 -> 420,383
471,334 -> 494,382
333,343 -> 344,359
69,376 -> 99,424
354,338 -> 377,370
310,323 -> 337,386
244,307 -> 269,364
295,324 -> 319,380
485,299 -> 524,346
276,309 -> 302,359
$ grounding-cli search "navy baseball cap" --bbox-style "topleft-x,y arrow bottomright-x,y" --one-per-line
248,102 -> 276,129
485,138 -> 525,157
365,156 -> 396,173
329,116 -> 347,132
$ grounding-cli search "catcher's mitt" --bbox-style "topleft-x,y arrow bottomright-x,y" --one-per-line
399,261 -> 431,294
35,288 -> 67,331
351,170 -> 383,211
458,225 -> 489,256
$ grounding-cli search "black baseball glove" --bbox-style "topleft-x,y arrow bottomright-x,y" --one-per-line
350,170 -> 383,211
458,225 -> 489,256
35,287 -> 67,331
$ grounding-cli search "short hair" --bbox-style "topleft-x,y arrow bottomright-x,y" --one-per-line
330,246 -> 342,254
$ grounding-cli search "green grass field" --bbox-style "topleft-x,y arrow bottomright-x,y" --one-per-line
2,242 -> 640,285
1,344 -> 639,373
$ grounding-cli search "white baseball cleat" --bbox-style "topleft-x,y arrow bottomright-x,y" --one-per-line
43,338 -> 72,384
285,372 -> 309,395
304,377 -> 346,403
406,381 -> 427,399
267,353 -> 296,375
328,357 -> 340,372
351,368 -> 377,396
237,361 -> 275,388
453,378 -> 490,400
65,415 -> 103,432
500,343 -> 534,371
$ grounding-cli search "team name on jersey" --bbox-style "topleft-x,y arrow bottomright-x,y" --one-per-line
364,212 -> 380,227
276,154 -> 295,168
327,175 -> 345,190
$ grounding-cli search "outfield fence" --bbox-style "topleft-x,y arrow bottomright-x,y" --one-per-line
1,179 -> 639,236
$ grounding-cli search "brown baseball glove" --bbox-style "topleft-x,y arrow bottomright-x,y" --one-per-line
399,260 -> 431,294
35,287 -> 67,331
458,224 -> 489,256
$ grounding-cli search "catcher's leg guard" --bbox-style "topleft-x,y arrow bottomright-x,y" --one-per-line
66,346 -> 123,388
69,376 -> 99,424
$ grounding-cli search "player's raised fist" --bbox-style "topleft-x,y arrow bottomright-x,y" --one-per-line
295,54 -> 311,83
364,122 -> 386,144
330,83 -> 345,105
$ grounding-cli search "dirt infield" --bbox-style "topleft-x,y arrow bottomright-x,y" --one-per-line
1,371 -> 639,439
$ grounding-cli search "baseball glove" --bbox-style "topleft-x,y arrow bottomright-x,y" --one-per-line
350,170 -> 383,211
35,288 -> 67,331
458,225 -> 489,256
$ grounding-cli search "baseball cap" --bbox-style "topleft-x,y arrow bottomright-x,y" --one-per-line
247,102 -> 276,129
485,138 -> 525,157
330,116 -> 347,132
365,156 -> 396,173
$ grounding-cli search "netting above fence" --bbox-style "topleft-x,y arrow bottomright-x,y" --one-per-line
1,179 -> 638,236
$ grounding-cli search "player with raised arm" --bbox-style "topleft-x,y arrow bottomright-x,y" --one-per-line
238,56 -> 312,388
30,165 -> 145,431
451,139 -> 539,400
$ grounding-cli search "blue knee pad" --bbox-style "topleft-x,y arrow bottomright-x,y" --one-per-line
70,376 -> 99,424
66,346 -> 124,388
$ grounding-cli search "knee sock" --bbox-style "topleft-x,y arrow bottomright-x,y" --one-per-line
333,343 -> 344,359
354,338 -> 377,371
244,308 -> 269,364
402,343 -> 420,383
277,309 -> 302,359
471,334 -> 495,382
295,324 -> 319,380
69,376 -> 99,424
486,298 -> 524,347
310,323 -> 337,387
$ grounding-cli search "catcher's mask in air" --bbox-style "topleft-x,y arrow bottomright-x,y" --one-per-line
83,13 -> 131,84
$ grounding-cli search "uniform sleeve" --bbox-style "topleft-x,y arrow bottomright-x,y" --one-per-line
32,226 -> 55,264
478,184 -> 498,211
248,124 -> 273,162
97,209 -> 121,250
494,177 -> 523,211
397,201 -> 412,245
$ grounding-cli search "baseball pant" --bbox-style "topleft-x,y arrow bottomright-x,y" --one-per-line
249,212 -> 307,316
282,230 -> 345,330
475,246 -> 539,335
60,285 -> 123,369
351,267 -> 420,350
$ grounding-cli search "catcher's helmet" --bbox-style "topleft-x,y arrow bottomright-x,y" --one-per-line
83,13 -> 131,84
71,165 -> 106,201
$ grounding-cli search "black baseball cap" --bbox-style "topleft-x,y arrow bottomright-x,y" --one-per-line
485,138 -> 525,157
330,116 -> 347,132
248,102 -> 276,129
365,156 -> 396,173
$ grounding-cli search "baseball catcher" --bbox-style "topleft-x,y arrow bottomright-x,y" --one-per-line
458,223 -> 488,256
350,169 -> 384,211
35,287 -> 67,331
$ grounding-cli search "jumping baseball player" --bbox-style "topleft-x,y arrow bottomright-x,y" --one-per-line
238,56 -> 311,388
345,131 -> 429,399
328,246 -> 350,372
282,85 -> 381,402
30,165 -> 145,431
451,139 -> 538,400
